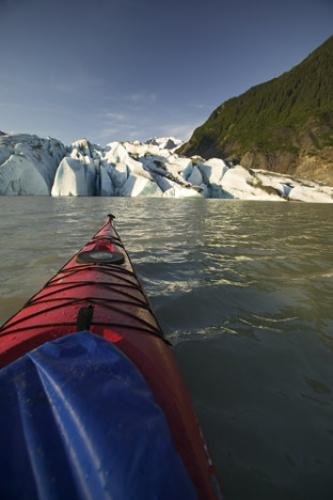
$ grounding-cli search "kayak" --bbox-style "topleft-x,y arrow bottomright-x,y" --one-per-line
0,214 -> 222,500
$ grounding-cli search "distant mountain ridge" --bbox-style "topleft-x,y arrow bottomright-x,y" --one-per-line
179,35 -> 333,185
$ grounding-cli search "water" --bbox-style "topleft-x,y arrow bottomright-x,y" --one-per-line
0,197 -> 333,500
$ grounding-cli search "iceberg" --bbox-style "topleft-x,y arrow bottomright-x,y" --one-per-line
151,173 -> 175,192
0,134 -> 66,195
198,158 -> 229,185
51,158 -> 96,196
288,185 -> 333,203
107,161 -> 128,190
119,173 -> 162,197
221,165 -> 283,200
163,184 -> 202,198
187,166 -> 203,186
0,155 -> 50,195
98,165 -> 114,196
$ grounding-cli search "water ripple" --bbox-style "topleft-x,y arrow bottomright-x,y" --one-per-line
0,197 -> 333,500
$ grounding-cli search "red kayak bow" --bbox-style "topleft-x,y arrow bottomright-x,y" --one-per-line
0,214 -> 222,499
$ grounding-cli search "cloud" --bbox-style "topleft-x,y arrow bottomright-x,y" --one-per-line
127,130 -> 142,139
156,122 -> 197,140
98,108 -> 198,143
98,116 -> 143,141
126,92 -> 157,104
104,112 -> 127,122
100,110 -> 132,132
51,75 -> 105,94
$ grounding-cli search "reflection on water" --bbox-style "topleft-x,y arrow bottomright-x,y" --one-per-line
0,197 -> 333,500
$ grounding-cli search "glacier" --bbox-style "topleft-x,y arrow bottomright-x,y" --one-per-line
0,132 -> 332,203
0,134 -> 66,195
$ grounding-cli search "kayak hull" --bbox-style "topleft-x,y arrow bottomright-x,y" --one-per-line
0,215 -> 221,499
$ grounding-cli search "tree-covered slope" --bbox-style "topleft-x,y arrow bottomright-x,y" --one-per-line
179,36 -> 333,184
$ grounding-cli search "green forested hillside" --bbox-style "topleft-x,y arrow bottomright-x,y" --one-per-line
179,36 -> 333,184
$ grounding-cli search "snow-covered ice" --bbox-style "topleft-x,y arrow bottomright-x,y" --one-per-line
187,166 -> 203,186
288,185 -> 333,203
51,157 -> 96,196
198,158 -> 229,185
119,173 -> 162,197
0,132 -> 332,202
0,134 -> 66,195
220,165 -> 282,200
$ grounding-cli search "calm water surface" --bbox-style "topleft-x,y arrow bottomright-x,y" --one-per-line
0,197 -> 333,500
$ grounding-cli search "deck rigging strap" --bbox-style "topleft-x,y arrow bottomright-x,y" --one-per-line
76,305 -> 94,331
0,217 -> 167,343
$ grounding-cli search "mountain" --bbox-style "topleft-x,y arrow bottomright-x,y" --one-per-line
179,36 -> 333,185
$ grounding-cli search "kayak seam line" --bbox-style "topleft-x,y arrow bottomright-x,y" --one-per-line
26,283 -> 148,309
25,296 -> 149,311
0,321 -> 162,337
47,266 -> 140,288
0,298 -> 160,336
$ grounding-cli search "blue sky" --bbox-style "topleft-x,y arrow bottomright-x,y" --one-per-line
0,0 -> 332,145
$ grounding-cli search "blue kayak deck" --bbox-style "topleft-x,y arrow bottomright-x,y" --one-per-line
0,331 -> 196,500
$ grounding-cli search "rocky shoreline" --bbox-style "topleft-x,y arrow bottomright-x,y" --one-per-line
0,133 -> 332,203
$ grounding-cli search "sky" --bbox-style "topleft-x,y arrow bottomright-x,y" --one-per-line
0,0 -> 332,145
